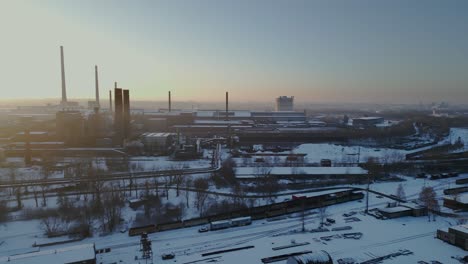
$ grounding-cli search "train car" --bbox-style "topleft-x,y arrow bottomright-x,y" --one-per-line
158,221 -> 184,231
128,224 -> 157,236
210,220 -> 231,230
183,217 -> 209,228
231,216 -> 252,227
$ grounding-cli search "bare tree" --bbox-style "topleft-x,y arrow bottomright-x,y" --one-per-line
318,206 -> 328,228
174,172 -> 184,197
41,216 -> 65,237
184,178 -> 192,208
419,186 -> 439,221
39,166 -> 52,207
163,175 -> 172,200
255,166 -> 278,202
395,183 -> 406,202
0,200 -> 8,222
101,186 -> 124,233
8,167 -> 16,196
15,186 -> 22,209
193,178 -> 209,216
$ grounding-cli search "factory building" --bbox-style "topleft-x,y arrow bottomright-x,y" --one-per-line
141,132 -> 176,154
352,117 -> 384,127
56,111 -> 85,146
275,96 -> 294,111
437,225 -> 468,250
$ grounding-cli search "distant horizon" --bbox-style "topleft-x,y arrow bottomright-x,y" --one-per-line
1,1 -> 468,104
0,97 -> 466,108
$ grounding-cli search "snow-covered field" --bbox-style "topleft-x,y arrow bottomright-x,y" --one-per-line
292,127 -> 468,164
1,174 -> 467,264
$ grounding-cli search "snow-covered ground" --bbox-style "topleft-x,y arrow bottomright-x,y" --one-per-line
1,174 -> 466,264
292,127 -> 468,164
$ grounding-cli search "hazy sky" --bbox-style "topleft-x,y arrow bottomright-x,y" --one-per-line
1,0 -> 468,104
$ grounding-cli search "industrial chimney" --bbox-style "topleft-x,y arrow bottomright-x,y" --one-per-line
60,46 -> 67,104
109,90 -> 112,112
95,65 -> 100,107
225,91 -> 229,121
114,87 -> 123,142
168,91 -> 172,112
123,89 -> 130,139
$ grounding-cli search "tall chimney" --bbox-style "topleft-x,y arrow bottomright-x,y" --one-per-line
225,91 -> 229,120
123,89 -> 130,139
60,46 -> 67,103
114,88 -> 123,143
109,90 -> 113,112
168,91 -> 171,112
95,65 -> 100,107
114,82 -> 117,89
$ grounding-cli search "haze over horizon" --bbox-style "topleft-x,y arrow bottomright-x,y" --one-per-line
1,0 -> 468,104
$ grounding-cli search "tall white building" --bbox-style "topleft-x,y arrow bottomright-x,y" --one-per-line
275,96 -> 294,111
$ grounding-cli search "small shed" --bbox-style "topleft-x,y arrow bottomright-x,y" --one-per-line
286,251 -> 333,264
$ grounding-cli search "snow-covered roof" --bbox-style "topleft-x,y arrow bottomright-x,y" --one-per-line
443,193 -> 468,204
400,202 -> 425,210
236,167 -> 368,178
141,132 -> 175,138
378,206 -> 412,214
353,117 -> 383,120
0,243 -> 95,264
450,224 -> 468,234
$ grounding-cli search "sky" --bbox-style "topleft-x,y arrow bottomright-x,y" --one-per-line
0,0 -> 468,104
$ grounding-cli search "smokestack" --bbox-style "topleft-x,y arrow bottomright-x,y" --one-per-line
114,82 -> 117,89
114,88 -> 123,143
60,46 -> 67,103
225,91 -> 229,120
109,90 -> 112,112
123,89 -> 130,139
168,91 -> 171,112
95,65 -> 100,107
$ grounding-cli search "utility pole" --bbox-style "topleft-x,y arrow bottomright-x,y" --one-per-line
365,173 -> 370,214
357,146 -> 361,165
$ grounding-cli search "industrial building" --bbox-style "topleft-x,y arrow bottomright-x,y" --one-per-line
276,96 -> 294,111
135,109 -> 307,136
0,243 -> 96,264
141,132 -> 176,154
437,224 -> 468,250
56,111 -> 85,146
377,202 -> 427,219
443,193 -> 468,211
352,117 -> 384,127
235,166 -> 368,180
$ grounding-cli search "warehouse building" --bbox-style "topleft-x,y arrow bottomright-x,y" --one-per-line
141,132 -> 175,154
437,224 -> 468,250
352,117 -> 384,127
235,167 -> 368,181
377,202 -> 427,219
443,193 -> 468,211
